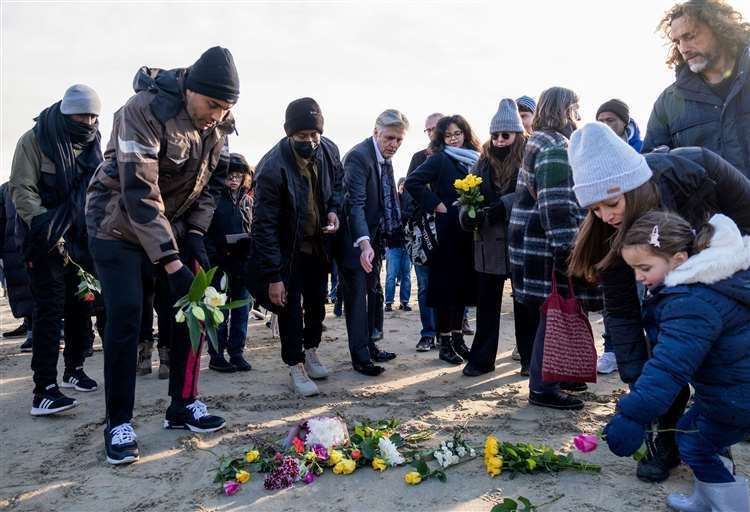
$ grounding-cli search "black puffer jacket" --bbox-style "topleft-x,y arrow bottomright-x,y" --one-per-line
603,147 -> 750,383
249,136 -> 343,286
0,183 -> 33,318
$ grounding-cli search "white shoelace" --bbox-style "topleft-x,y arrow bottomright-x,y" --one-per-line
110,423 -> 136,445
187,400 -> 208,419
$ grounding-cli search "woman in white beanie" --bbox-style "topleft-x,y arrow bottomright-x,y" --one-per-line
460,99 -> 527,377
568,121 -> 750,483
507,87 -> 603,411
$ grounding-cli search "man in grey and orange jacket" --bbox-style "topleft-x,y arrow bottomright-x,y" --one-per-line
85,46 -> 239,465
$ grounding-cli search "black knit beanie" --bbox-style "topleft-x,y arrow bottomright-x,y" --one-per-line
284,97 -> 324,136
228,153 -> 252,175
596,99 -> 630,124
185,46 -> 240,104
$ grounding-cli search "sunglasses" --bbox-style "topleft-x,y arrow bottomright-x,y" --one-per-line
491,132 -> 513,141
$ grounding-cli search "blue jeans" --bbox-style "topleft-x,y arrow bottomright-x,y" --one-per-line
414,264 -> 436,337
209,275 -> 250,357
385,247 -> 412,305
529,307 -> 560,394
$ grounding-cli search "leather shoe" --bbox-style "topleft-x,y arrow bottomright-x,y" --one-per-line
462,364 -> 494,377
370,345 -> 397,362
353,361 -> 385,376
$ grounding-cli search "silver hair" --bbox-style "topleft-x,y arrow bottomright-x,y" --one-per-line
375,109 -> 410,131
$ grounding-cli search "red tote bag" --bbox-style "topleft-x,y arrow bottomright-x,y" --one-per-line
541,274 -> 597,383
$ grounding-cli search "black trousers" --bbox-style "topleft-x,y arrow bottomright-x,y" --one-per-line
278,252 -> 327,366
436,306 -> 464,334
513,299 -> 541,369
340,246 -> 384,365
28,250 -> 91,394
90,238 -> 195,427
467,273 -> 506,371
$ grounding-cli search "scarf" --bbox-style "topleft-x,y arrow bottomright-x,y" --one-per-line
444,145 -> 480,170
380,159 -> 401,236
32,101 -> 103,249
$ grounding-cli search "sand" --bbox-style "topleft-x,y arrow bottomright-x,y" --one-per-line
1,281 -> 747,512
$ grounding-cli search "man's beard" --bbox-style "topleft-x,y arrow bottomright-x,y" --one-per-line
686,49 -> 718,74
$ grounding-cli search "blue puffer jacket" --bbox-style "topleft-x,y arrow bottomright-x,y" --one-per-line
618,214 -> 750,429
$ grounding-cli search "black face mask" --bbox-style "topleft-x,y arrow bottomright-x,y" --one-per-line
292,139 -> 319,160
490,145 -> 511,160
63,116 -> 98,146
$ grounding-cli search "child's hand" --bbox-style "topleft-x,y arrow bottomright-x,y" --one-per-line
603,414 -> 646,457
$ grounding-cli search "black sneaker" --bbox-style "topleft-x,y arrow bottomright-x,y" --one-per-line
20,334 -> 33,352
384,304 -> 393,312
415,336 -> 433,352
528,391 -> 584,410
636,434 -> 681,483
451,333 -> 471,360
164,400 -> 226,433
104,423 -> 139,465
30,384 -> 77,416
399,303 -> 412,312
3,321 -> 27,339
209,355 -> 235,373
560,381 -> 588,392
229,354 -> 252,372
61,367 -> 98,392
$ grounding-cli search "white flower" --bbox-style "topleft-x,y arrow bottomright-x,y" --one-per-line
457,446 -> 467,457
204,286 -> 227,308
304,417 -> 349,450
378,437 -> 405,466
175,309 -> 186,323
469,449 -> 476,457
447,441 -> 454,449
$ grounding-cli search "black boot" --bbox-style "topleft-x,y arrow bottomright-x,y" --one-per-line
636,432 -> 681,483
451,332 -> 471,360
438,335 -> 463,365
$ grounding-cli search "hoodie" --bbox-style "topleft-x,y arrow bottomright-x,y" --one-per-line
617,214 -> 750,428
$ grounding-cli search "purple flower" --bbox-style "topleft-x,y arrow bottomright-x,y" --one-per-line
312,443 -> 328,461
223,480 -> 241,496
303,471 -> 315,484
573,434 -> 599,453
263,455 -> 301,490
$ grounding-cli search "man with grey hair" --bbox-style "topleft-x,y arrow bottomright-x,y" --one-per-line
338,109 -> 409,376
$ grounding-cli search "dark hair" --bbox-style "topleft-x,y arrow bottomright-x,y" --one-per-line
478,134 -> 527,192
532,87 -> 579,133
620,210 -> 714,258
428,115 -> 481,154
658,0 -> 750,69
569,180 -> 661,282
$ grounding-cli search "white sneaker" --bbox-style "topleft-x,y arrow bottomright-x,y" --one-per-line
304,348 -> 330,380
290,364 -> 319,397
597,352 -> 618,374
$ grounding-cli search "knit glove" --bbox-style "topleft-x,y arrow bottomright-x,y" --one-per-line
603,413 -> 646,457
181,231 -> 210,271
167,265 -> 195,302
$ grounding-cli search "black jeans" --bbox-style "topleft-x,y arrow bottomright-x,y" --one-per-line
90,238 -> 194,427
467,273 -> 505,371
278,252 -> 327,366
436,306 -> 464,334
513,299 -> 541,369
28,249 -> 92,394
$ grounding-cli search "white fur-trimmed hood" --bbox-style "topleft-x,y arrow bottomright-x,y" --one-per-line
664,214 -> 750,287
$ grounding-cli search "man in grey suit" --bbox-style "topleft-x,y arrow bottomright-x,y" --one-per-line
339,110 -> 409,376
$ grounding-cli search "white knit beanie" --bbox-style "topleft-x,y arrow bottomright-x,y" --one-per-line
568,122 -> 653,207
490,98 -> 524,133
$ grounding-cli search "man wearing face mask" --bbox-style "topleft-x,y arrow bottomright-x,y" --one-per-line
86,46 -> 238,465
338,110 -> 409,376
249,97 -> 343,397
10,84 -> 104,417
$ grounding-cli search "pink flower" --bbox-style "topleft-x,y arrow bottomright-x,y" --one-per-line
303,471 -> 315,484
223,480 -> 241,496
573,434 -> 599,453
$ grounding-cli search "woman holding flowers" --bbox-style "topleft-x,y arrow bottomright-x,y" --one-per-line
460,99 -> 527,377
508,87 -> 601,411
405,115 -> 480,365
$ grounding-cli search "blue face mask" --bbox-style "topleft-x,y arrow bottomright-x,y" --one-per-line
293,139 -> 319,160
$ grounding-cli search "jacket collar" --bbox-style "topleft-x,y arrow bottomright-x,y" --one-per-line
664,213 -> 750,287
674,46 -> 749,104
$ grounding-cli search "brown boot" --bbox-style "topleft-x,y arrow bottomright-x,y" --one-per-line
158,347 -> 170,380
137,341 -> 153,375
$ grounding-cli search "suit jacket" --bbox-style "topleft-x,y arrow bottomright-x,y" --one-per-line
338,137 -> 391,269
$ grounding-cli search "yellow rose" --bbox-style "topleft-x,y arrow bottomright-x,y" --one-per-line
328,449 -> 343,466
485,456 -> 503,477
484,435 -> 499,457
245,450 -> 260,463
404,471 -> 422,485
372,458 -> 387,472
333,459 -> 356,475
235,470 -> 251,483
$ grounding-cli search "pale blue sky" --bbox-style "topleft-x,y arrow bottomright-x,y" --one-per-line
2,0 -> 746,180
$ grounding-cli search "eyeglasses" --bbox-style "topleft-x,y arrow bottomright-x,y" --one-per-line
444,130 -> 463,140
423,127 -> 435,134
227,174 -> 243,182
491,132 -> 513,141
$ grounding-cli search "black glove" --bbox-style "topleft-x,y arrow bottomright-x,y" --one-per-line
458,205 -> 484,232
181,231 -> 210,271
167,265 -> 195,301
24,210 -> 55,260
485,202 -> 507,225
